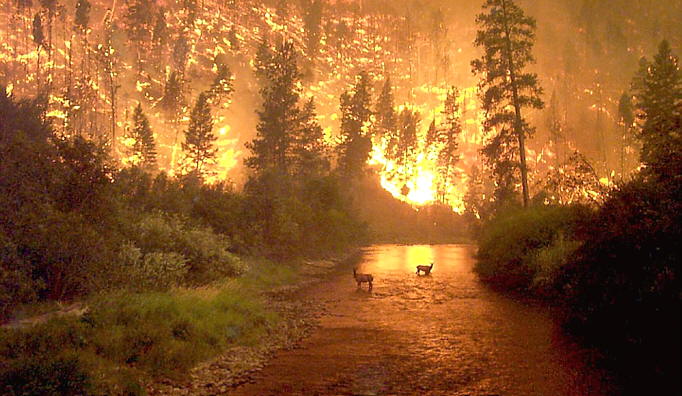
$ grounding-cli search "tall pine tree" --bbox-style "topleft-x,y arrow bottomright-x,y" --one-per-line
182,93 -> 217,178
124,0 -> 154,75
472,0 -> 544,207
158,71 -> 185,168
127,103 -> 157,170
374,77 -> 397,140
392,107 -> 419,169
293,98 -> 329,176
32,12 -> 45,92
150,8 -> 168,72
74,0 -> 90,33
246,40 -> 325,177
337,71 -> 373,179
206,64 -> 234,109
631,40 -> 681,183
302,0 -> 323,59
545,90 -> 566,165
435,87 -> 462,201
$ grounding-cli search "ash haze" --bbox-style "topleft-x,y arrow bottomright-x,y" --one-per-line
0,0 -> 679,395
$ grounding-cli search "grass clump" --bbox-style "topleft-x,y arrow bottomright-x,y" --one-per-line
0,261 -> 295,394
86,287 -> 276,376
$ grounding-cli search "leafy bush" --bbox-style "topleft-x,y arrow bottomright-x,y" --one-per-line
117,242 -> 189,291
0,233 -> 41,321
121,212 -> 245,284
475,204 -> 589,291
175,228 -> 246,282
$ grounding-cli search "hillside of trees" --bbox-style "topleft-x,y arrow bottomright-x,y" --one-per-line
0,0 -> 680,394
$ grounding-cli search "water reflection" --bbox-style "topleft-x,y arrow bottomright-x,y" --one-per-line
360,244 -> 472,276
235,244 -> 613,396
354,244 -> 611,395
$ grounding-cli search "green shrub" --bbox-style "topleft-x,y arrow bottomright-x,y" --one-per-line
121,212 -> 245,285
117,242 -> 189,291
475,204 -> 589,291
0,352 -> 91,396
176,228 -> 245,282
529,234 -> 581,297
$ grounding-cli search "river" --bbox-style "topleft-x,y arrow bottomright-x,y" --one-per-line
233,244 -> 613,395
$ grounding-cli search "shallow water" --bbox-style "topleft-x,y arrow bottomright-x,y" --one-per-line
233,244 -> 612,395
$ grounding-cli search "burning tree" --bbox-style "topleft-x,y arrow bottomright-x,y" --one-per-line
540,151 -> 607,206
96,10 -> 120,148
150,7 -> 169,73
433,87 -> 462,201
124,0 -> 154,76
472,0 -> 544,208
206,64 -> 234,109
389,107 -> 419,186
302,0 -> 323,60
545,90 -> 566,166
158,71 -> 186,169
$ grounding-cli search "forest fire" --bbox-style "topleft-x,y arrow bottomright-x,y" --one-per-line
1,1 -> 680,395
0,0 -> 650,210
0,1 -> 488,208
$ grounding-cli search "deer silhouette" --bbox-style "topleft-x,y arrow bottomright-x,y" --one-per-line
353,268 -> 373,290
416,262 -> 434,275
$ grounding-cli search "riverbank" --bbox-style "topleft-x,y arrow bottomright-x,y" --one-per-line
474,196 -> 680,395
0,252 -> 359,395
147,252 -> 361,395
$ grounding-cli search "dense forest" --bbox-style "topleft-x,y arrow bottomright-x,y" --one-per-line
0,0 -> 680,394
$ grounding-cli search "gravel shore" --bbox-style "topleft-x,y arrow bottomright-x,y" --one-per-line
147,254 -> 357,395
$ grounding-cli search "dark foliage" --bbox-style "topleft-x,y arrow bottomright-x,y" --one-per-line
0,353 -> 91,395
337,71 -> 373,179
559,177 -> 680,395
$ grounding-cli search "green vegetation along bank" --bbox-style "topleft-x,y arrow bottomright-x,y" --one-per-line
473,40 -> 680,396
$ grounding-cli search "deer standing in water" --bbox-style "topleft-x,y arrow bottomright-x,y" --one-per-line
416,262 -> 434,275
353,268 -> 373,290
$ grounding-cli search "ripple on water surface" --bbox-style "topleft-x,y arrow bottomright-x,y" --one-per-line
235,244 -> 614,396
